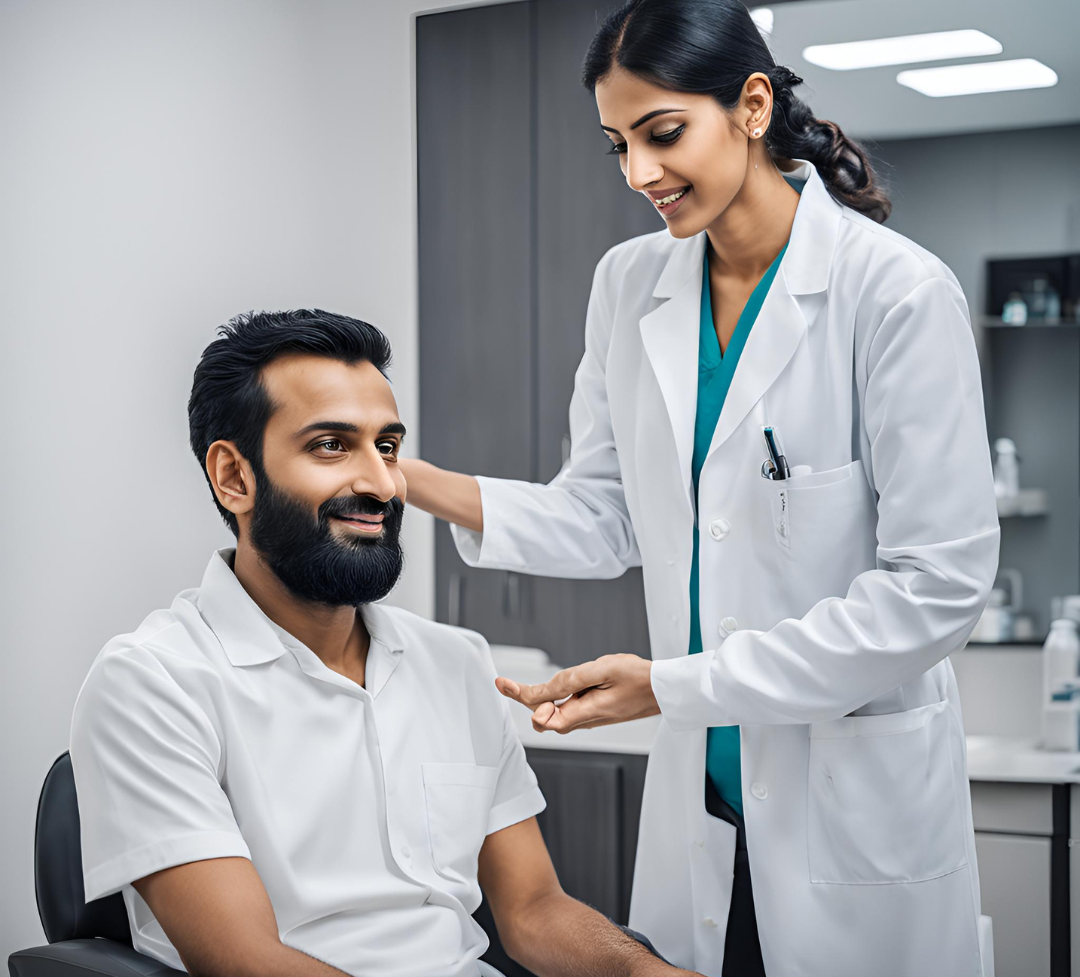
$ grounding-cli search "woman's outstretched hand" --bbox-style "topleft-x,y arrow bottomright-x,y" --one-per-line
495,654 -> 659,733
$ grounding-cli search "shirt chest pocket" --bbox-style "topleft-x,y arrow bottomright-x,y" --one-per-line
421,763 -> 498,885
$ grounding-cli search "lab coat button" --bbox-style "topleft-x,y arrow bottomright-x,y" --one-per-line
703,916 -> 718,929
708,518 -> 731,541
400,845 -> 411,859
750,782 -> 768,800
695,838 -> 705,848
718,616 -> 739,638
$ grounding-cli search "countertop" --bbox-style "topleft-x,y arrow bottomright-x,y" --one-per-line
490,647 -> 1080,783
966,735 -> 1080,784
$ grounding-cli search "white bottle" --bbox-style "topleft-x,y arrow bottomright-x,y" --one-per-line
1042,619 -> 1080,751
993,438 -> 1020,500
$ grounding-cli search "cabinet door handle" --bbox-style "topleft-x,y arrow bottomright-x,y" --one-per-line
503,571 -> 522,619
562,433 -> 572,466
448,573 -> 463,627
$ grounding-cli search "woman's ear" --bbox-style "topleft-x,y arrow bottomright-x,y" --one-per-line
206,440 -> 256,519
742,72 -> 773,134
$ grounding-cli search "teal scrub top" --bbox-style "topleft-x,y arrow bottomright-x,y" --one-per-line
690,195 -> 800,814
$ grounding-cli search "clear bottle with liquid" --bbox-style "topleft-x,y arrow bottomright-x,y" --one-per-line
1042,619 -> 1080,751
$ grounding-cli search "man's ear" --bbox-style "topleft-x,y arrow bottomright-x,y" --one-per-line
206,441 -> 256,519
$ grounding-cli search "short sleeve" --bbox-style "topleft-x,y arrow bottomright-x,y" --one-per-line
454,630 -> 547,836
69,647 -> 250,901
486,696 -> 547,836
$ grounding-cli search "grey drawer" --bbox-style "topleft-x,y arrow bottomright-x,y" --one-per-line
970,781 -> 1055,836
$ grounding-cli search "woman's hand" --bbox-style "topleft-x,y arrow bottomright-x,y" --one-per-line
397,458 -> 483,533
496,654 -> 659,733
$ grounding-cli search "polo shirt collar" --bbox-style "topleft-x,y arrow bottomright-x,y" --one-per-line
195,548 -> 406,668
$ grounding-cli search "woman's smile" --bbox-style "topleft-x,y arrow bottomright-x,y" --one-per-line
647,186 -> 691,216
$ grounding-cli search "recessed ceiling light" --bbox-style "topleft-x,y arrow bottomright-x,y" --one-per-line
750,7 -> 773,37
803,29 -> 1002,71
897,58 -> 1059,97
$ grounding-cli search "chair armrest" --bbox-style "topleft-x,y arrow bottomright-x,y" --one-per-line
9,940 -> 185,977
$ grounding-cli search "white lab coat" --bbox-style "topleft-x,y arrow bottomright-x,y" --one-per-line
452,159 -> 999,977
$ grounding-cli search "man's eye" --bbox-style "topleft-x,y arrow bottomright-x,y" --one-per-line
315,439 -> 345,452
377,441 -> 398,456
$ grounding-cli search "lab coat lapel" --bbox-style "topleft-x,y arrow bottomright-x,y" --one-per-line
705,162 -> 840,462
638,232 -> 707,513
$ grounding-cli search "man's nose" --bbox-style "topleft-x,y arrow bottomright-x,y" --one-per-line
351,452 -> 399,503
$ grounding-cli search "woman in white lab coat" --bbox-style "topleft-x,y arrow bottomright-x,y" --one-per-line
401,1 -> 1000,974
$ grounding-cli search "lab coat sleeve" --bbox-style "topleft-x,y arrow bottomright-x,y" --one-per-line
70,647 -> 250,901
652,275 -> 1001,728
451,247 -> 641,579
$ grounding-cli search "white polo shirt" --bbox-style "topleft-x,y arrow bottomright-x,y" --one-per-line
70,548 -> 546,977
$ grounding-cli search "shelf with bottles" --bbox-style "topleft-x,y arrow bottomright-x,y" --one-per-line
996,488 -> 1049,518
986,253 -> 1079,329
980,315 -> 1079,329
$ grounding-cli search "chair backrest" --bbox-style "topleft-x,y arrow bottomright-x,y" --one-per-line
35,752 -> 132,945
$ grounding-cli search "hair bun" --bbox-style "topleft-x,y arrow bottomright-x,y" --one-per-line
769,65 -> 804,90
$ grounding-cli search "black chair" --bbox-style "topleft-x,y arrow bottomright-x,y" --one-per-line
8,753 -> 184,977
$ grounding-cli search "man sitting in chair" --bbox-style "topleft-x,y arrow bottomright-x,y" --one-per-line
70,310 -> 693,977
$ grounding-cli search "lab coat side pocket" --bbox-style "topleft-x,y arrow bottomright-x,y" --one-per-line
422,763 -> 498,886
806,700 -> 968,885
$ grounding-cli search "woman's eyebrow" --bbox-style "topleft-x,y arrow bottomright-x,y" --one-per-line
600,108 -> 686,133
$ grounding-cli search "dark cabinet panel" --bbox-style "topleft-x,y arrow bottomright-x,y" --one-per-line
533,0 -> 663,482
526,0 -> 662,665
418,0 -> 658,657
418,4 -> 534,642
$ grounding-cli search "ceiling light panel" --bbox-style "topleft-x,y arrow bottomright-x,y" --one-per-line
803,29 -> 1002,71
897,58 -> 1059,97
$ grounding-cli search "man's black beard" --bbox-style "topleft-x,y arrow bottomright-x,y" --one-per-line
248,467 -> 405,607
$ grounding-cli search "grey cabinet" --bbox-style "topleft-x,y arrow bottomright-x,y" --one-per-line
417,3 -> 534,647
417,0 -> 658,666
976,832 -> 1052,976
969,781 -> 1072,977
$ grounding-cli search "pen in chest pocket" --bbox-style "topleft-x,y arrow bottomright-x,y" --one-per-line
760,425 -> 791,481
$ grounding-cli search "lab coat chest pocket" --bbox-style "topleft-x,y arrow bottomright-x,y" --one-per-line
806,699 -> 968,884
421,763 -> 498,885
767,460 -> 877,585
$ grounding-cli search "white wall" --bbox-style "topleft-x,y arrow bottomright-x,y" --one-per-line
0,0 -> 496,958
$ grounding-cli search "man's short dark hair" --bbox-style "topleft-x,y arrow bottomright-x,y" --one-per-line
188,309 -> 393,536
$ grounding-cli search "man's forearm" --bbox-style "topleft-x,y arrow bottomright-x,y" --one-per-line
502,891 -> 687,977
249,940 -> 354,977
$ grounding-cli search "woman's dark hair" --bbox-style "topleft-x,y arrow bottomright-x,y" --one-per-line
583,0 -> 891,223
188,309 -> 393,535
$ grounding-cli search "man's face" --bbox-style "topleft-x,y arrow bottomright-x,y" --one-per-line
246,354 -> 408,607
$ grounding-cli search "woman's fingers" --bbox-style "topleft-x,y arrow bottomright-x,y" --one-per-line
531,690 -> 613,733
496,660 -> 609,709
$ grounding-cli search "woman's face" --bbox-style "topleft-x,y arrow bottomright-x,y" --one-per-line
594,67 -> 770,238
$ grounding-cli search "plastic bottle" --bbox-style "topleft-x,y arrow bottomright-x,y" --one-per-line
1002,292 -> 1028,325
1042,619 -> 1080,751
993,438 -> 1020,499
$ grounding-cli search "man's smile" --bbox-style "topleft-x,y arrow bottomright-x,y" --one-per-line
331,513 -> 385,534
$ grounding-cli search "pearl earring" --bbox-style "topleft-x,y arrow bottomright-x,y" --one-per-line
752,127 -> 763,137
